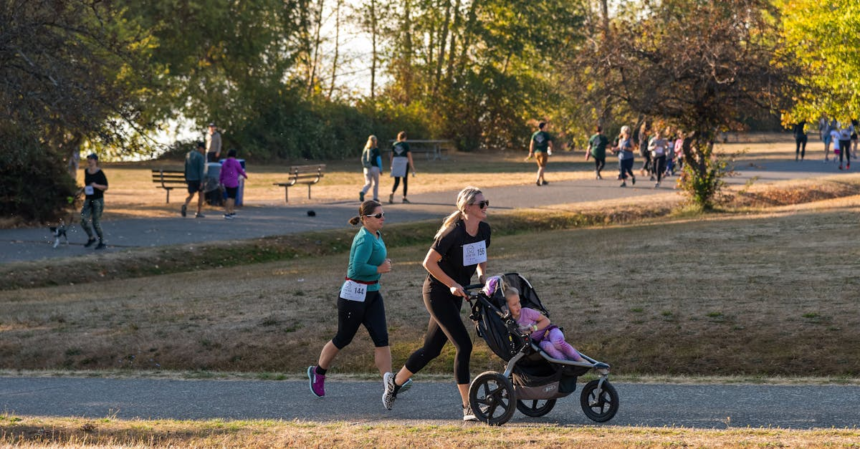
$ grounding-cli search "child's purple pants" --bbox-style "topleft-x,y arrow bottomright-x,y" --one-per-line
538,328 -> 582,361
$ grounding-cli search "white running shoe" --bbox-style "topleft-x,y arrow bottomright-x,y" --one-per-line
382,372 -> 397,410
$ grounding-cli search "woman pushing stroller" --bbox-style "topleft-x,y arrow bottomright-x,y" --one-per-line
382,186 -> 491,421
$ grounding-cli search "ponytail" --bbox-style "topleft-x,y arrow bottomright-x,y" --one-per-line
434,210 -> 463,239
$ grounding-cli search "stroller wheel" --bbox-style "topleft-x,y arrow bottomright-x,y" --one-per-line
516,399 -> 556,417
468,371 -> 516,426
580,379 -> 619,423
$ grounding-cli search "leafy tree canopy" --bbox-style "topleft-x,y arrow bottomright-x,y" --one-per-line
778,0 -> 860,124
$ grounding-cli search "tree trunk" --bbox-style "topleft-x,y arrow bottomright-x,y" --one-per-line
328,0 -> 342,100
401,0 -> 413,103
599,0 -> 609,39
433,0 -> 451,94
307,0 -> 326,97
445,0 -> 461,86
370,0 -> 378,101
456,0 -> 480,80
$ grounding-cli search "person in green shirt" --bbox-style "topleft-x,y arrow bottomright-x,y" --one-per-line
181,141 -> 206,218
528,122 -> 554,186
389,131 -> 415,204
308,200 -> 394,399
585,126 -> 609,180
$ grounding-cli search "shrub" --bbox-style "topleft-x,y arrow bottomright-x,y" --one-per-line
1,129 -> 78,223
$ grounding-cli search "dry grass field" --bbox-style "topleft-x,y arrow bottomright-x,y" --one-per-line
2,194 -> 858,377
2,415 -> 859,448
79,133 -> 804,219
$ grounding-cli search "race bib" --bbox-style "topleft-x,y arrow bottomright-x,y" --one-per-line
462,240 -> 487,266
84,186 -> 94,195
390,157 -> 408,178
340,280 -> 367,302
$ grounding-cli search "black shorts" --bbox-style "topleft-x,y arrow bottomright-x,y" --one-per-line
331,291 -> 389,348
225,186 -> 238,199
186,180 -> 202,194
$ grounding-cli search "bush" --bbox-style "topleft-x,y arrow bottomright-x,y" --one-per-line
1,130 -> 78,223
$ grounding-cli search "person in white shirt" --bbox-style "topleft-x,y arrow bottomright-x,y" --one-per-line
830,128 -> 841,165
837,122 -> 852,170
648,129 -> 668,188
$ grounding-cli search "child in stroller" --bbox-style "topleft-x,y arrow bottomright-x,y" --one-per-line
504,287 -> 583,362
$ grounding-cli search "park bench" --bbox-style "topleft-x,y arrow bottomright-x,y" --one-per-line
151,168 -> 186,203
273,164 -> 325,203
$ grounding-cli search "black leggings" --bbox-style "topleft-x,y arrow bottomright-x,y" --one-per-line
404,278 -> 473,384
593,157 -> 605,175
392,175 -> 408,196
795,136 -> 807,159
331,291 -> 389,349
839,140 -> 851,164
640,151 -> 652,173
619,158 -> 635,180
653,155 -> 666,182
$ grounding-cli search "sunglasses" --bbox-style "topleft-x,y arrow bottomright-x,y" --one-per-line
365,212 -> 385,219
472,200 -> 490,209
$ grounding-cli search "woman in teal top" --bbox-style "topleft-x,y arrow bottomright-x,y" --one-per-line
308,200 -> 393,398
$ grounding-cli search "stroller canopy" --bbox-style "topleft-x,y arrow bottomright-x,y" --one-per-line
474,273 -> 549,361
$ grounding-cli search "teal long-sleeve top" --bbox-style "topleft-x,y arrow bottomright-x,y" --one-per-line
346,226 -> 387,291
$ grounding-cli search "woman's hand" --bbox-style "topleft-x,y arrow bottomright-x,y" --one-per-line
449,282 -> 465,297
376,258 -> 392,274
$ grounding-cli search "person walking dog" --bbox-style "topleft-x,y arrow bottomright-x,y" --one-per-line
80,153 -> 108,250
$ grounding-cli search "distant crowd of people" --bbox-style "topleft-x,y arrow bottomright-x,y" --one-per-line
527,121 -> 691,189
796,117 -> 859,169
74,117 -> 857,251
181,123 -> 247,220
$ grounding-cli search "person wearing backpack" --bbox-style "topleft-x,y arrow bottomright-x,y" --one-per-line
360,135 -> 382,202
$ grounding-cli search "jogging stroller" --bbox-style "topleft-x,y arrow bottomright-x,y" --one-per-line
464,273 -> 619,426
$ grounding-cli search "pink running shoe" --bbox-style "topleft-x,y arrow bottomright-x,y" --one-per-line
308,366 -> 325,397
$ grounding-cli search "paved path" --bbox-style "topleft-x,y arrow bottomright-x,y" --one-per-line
1,377 -> 857,428
0,160 -> 850,264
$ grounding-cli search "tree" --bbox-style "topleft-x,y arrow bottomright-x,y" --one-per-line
380,0 -> 586,150
0,0 -> 151,221
583,0 -> 801,209
778,0 -> 860,124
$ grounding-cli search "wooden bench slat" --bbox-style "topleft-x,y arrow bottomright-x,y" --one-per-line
272,165 -> 325,203
151,169 -> 188,204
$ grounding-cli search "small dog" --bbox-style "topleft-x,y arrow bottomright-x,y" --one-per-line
49,219 -> 70,248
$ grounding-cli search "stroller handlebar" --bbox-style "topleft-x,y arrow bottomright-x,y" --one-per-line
462,284 -> 485,295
